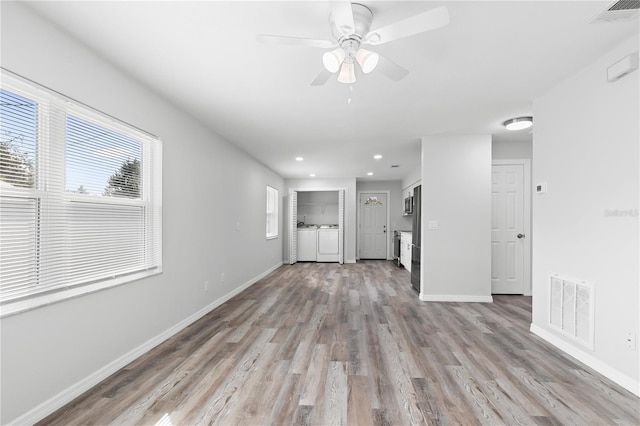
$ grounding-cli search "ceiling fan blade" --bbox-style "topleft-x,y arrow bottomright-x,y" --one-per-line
311,68 -> 333,86
257,34 -> 335,49
329,1 -> 356,36
376,54 -> 409,81
364,6 -> 449,46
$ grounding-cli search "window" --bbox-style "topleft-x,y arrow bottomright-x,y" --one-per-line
0,73 -> 162,315
266,185 -> 278,239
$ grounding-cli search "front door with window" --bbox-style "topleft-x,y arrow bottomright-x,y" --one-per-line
359,193 -> 387,259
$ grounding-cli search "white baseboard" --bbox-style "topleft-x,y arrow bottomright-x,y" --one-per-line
530,324 -> 640,397
419,294 -> 494,303
8,262 -> 283,426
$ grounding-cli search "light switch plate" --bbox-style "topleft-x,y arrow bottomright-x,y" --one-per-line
536,182 -> 548,194
428,220 -> 439,230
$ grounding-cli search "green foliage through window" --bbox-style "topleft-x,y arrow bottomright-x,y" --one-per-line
0,89 -> 37,189
105,158 -> 140,198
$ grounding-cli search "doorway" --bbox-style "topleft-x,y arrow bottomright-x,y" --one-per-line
288,189 -> 345,265
358,192 -> 389,259
491,160 -> 531,295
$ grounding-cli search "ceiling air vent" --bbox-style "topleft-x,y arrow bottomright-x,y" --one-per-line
589,0 -> 640,23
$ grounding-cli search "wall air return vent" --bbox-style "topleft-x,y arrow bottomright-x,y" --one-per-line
589,0 -> 640,23
549,274 -> 595,350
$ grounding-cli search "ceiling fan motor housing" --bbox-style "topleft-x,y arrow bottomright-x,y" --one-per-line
330,3 -> 374,42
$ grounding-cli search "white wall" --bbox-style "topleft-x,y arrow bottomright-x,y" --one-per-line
285,178 -> 357,263
0,3 -> 285,423
402,166 -> 422,191
492,138 -> 532,160
421,134 -> 493,302
531,35 -> 639,393
356,180 -> 412,259
297,190 -> 339,225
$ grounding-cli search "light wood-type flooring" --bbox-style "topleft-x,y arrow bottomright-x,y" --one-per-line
39,261 -> 639,425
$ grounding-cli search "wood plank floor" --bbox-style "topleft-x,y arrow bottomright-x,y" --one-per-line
39,261 -> 639,425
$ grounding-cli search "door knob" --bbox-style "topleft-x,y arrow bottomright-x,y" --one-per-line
517,233 -> 525,239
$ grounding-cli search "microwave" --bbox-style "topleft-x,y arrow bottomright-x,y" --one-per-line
404,196 -> 413,215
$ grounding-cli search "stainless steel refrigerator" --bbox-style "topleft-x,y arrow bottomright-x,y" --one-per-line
410,185 -> 421,292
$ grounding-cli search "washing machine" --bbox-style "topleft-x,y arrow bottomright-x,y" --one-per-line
297,226 -> 317,261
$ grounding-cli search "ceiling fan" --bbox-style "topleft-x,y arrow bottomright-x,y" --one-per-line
257,2 -> 449,85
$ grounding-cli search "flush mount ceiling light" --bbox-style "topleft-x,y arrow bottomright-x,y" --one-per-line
503,116 -> 533,131
373,154 -> 382,159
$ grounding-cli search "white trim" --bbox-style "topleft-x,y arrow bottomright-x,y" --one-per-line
266,185 -> 279,239
530,324 -> 640,397
345,259 -> 357,264
492,159 -> 532,296
419,294 -> 494,303
338,189 -> 345,264
356,190 -> 391,261
7,262 -> 283,426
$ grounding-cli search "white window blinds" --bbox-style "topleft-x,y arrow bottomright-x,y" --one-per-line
0,73 -> 162,314
266,185 -> 278,239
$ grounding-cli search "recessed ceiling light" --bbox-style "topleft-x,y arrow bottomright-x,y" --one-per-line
373,154 -> 382,160
295,157 -> 304,161
309,173 -> 315,177
367,172 -> 373,176
503,116 -> 533,131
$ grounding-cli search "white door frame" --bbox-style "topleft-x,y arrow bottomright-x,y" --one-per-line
357,190 -> 391,260
492,159 -> 531,295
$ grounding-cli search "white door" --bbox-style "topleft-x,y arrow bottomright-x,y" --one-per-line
359,193 -> 387,259
491,164 -> 526,294
289,189 -> 297,264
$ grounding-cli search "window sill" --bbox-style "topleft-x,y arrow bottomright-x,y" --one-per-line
0,268 -> 162,319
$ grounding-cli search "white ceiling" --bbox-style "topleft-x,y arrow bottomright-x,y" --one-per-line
25,1 -> 638,181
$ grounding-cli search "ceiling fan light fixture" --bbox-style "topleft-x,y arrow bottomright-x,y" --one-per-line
355,48 -> 379,73
337,61 -> 356,84
504,116 -> 533,131
322,48 -> 345,73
